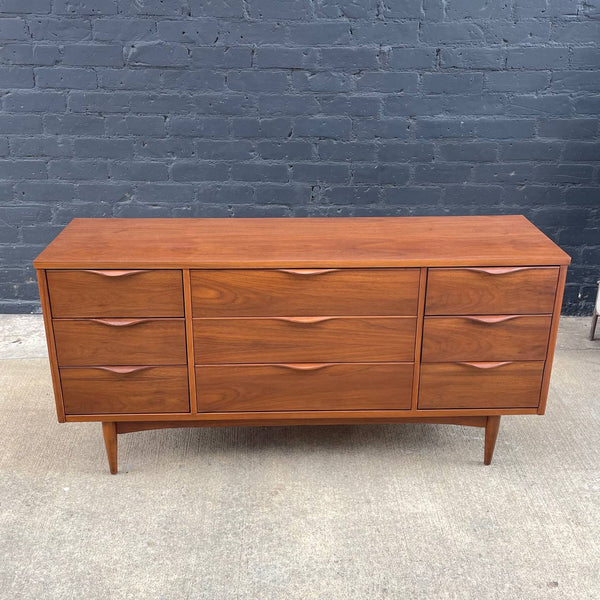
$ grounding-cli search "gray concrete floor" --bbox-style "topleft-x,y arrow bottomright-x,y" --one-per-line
0,315 -> 598,600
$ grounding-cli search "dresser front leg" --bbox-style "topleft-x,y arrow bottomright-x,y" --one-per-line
102,422 -> 118,474
484,416 -> 501,465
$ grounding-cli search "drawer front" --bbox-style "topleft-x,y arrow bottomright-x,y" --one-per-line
53,318 -> 187,366
196,363 -> 413,412
418,361 -> 545,409
61,366 -> 189,414
422,315 -> 552,362
191,268 -> 419,317
193,317 -> 416,364
425,267 -> 559,315
47,269 -> 184,317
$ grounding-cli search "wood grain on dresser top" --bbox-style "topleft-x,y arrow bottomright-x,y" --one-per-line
33,215 -> 570,269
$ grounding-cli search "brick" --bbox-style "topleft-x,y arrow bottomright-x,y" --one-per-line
552,21 -> 600,43
117,0 -> 186,15
172,161 -> 230,181
62,44 -> 123,66
49,160 -> 107,180
233,118 -> 292,138
318,97 -> 380,117
439,143 -> 497,162
421,22 -> 485,43
482,20 -> 550,44
293,117 -> 351,140
35,67 -> 97,89
0,66 -> 34,87
322,186 -> 379,205
258,95 -> 320,115
423,73 -> 483,94
53,0 -> 117,14
565,187 -> 600,206
10,136 -> 71,157
389,48 -> 436,70
350,22 -> 418,45
0,138 -> 8,156
318,142 -> 375,162
486,71 -> 549,93
3,91 -> 66,112
378,143 -> 434,162
316,0 -> 378,19
509,95 -> 573,116
0,0 -> 51,12
533,164 -> 595,184
320,48 -> 379,70
293,163 -> 350,183
384,95 -> 445,117
189,0 -> 245,18
131,183 -> 194,203
538,119 -> 598,139
289,23 -> 350,45
227,71 -> 289,93
381,0 -> 422,18
571,49 -> 600,70
574,96 -> 600,115
499,141 -> 561,161
29,18 -> 90,41
231,163 -> 288,182
75,182 -> 130,202
73,138 -> 134,158
248,0 -> 312,20
161,70 -> 224,91
69,91 -> 130,112
0,160 -> 46,179
126,43 -> 189,67
156,20 -> 218,44
168,117 -> 229,137
257,141 -> 313,160
475,119 -> 536,139
106,116 -> 166,136
193,47 -> 252,68
562,142 -> 600,162
441,49 -> 504,70
443,94 -> 506,116
444,185 -> 504,205
353,164 -> 410,185
355,118 -> 411,140
0,18 -> 28,40
473,164 -> 533,184
507,47 -> 569,70
414,164 -> 472,183
447,0 -> 511,18
194,140 -> 254,160
355,72 -> 418,93
552,72 -> 600,93
196,183 -> 253,204
508,186 -> 562,206
110,161 -> 169,181
44,114 -> 104,135
416,119 -> 477,139
292,72 -> 352,93
134,138 -> 193,158
254,47 -> 318,69
98,68 -> 162,90
93,19 -> 155,41
0,115 -> 42,133
0,44 -> 60,65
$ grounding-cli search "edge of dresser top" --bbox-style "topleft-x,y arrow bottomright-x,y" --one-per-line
33,215 -> 571,269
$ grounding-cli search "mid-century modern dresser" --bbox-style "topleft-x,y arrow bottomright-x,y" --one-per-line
34,216 -> 570,473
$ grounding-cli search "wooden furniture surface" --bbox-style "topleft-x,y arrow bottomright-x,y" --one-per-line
34,216 -> 570,473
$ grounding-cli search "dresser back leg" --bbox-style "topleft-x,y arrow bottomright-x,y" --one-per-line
102,422 -> 118,474
484,416 -> 501,465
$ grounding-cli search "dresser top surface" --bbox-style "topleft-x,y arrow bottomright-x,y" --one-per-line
34,215 -> 570,268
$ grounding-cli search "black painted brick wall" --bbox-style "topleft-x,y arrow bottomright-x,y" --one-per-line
0,1 -> 599,314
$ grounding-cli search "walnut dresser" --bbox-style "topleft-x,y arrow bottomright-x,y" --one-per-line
34,216 -> 570,474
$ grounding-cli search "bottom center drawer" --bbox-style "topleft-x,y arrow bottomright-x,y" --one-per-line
196,363 -> 413,412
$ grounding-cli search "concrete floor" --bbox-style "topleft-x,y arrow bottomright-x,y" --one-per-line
0,315 -> 598,600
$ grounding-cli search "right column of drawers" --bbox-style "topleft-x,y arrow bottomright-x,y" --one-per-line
419,267 -> 560,410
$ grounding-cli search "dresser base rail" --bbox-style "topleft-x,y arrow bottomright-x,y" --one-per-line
101,415 -> 501,474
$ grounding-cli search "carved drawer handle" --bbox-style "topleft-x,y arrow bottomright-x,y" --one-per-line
277,269 -> 339,276
275,363 -> 332,372
458,361 -> 513,370
90,318 -> 152,327
464,267 -> 533,275
462,315 -> 520,324
83,269 -> 150,277
274,316 -> 334,324
93,366 -> 153,374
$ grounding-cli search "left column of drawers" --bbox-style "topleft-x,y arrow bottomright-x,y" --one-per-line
45,270 -> 190,416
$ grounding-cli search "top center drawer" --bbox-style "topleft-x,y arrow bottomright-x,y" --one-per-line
191,269 -> 420,317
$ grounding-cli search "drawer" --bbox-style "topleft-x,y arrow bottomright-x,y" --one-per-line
191,268 -> 419,317
53,318 -> 187,366
196,363 -> 413,412
193,317 -> 416,364
422,315 -> 552,362
61,366 -> 189,414
425,267 -> 559,315
47,269 -> 184,317
418,361 -> 545,409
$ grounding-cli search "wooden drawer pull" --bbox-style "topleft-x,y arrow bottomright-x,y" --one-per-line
464,267 -> 533,275
89,318 -> 153,327
458,361 -> 513,369
274,363 -> 332,371
276,269 -> 339,276
462,315 -> 520,324
82,269 -> 150,277
92,366 -> 153,374
274,316 -> 334,324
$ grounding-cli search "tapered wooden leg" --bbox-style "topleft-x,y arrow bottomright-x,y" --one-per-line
484,416 -> 501,465
102,422 -> 118,474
